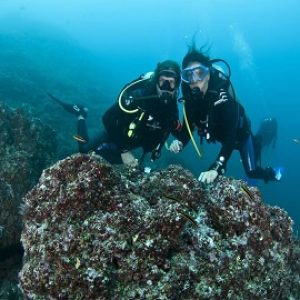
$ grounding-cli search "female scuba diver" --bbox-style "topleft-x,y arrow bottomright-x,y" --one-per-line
169,45 -> 282,184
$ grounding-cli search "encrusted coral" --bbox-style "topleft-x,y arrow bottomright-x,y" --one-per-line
19,154 -> 300,299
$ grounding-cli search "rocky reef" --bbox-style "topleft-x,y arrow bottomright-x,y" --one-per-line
19,153 -> 300,299
0,102 -> 57,298
0,102 -> 57,250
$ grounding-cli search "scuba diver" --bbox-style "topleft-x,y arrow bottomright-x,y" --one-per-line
169,45 -> 281,184
254,117 -> 278,166
256,117 -> 277,149
49,60 -> 182,168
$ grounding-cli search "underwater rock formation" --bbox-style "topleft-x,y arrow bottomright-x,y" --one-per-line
0,102 -> 57,250
19,153 -> 300,299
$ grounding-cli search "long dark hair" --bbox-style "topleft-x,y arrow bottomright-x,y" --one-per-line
182,44 -> 211,69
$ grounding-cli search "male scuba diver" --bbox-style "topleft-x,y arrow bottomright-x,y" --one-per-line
49,60 -> 182,168
169,46 -> 282,184
254,117 -> 278,166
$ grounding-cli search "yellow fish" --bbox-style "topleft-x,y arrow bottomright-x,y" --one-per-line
241,184 -> 254,201
163,194 -> 181,204
73,134 -> 86,143
177,209 -> 197,228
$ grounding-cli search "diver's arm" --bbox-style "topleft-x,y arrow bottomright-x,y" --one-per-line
199,115 -> 236,184
169,105 -> 195,154
172,113 -> 195,146
169,105 -> 183,137
169,120 -> 194,154
209,100 -> 239,175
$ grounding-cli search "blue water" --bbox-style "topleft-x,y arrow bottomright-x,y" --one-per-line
1,0 -> 300,231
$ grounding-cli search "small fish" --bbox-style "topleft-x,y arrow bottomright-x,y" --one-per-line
292,138 -> 300,145
163,194 -> 194,212
73,134 -> 86,143
241,184 -> 254,201
177,209 -> 197,228
163,194 -> 182,204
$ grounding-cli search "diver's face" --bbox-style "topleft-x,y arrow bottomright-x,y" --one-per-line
157,75 -> 177,97
184,62 -> 210,95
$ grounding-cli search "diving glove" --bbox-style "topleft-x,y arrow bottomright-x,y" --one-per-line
198,170 -> 218,184
121,151 -> 139,168
169,140 -> 183,153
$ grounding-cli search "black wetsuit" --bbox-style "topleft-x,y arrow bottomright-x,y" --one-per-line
176,68 -> 277,182
78,75 -> 181,164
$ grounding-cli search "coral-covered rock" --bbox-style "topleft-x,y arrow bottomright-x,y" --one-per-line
19,154 -> 300,299
0,102 -> 57,249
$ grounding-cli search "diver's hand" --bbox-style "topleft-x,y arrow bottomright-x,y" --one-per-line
121,151 -> 139,168
169,140 -> 183,153
198,170 -> 218,184
214,88 -> 229,106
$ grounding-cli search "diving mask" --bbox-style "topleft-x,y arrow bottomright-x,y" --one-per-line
159,79 -> 174,92
157,79 -> 176,105
158,72 -> 178,92
181,64 -> 209,84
